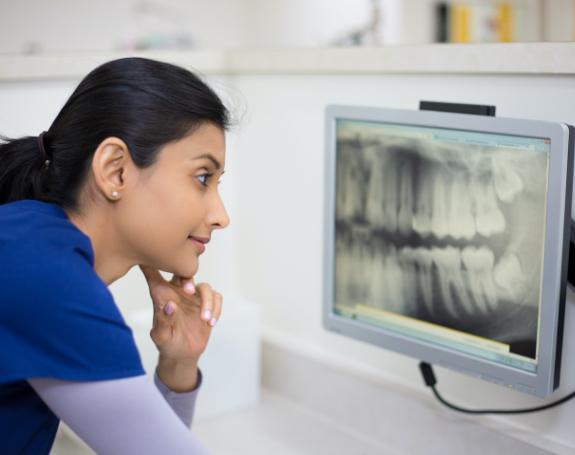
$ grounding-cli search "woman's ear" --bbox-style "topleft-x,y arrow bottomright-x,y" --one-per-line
91,137 -> 132,201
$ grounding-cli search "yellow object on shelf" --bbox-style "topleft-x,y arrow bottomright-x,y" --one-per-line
450,4 -> 471,43
497,3 -> 513,42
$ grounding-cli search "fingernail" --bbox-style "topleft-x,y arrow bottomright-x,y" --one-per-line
184,282 -> 196,294
164,302 -> 174,315
209,317 -> 217,327
203,309 -> 212,321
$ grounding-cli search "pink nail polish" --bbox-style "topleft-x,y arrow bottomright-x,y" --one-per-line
203,309 -> 212,321
164,302 -> 174,315
184,282 -> 196,294
209,317 -> 217,327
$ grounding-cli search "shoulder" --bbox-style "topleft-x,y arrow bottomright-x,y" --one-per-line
0,200 -> 144,382
0,199 -> 93,263
0,199 -> 127,340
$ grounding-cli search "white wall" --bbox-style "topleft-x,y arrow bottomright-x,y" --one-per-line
0,0 -> 250,53
229,72 -> 575,451
0,0 -> 373,53
242,0 -> 372,48
544,0 -> 575,42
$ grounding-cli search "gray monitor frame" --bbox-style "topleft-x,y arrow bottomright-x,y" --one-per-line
322,104 -> 573,397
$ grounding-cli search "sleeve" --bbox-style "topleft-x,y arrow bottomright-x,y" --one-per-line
28,375 -> 211,455
154,367 -> 203,427
0,244 -> 145,383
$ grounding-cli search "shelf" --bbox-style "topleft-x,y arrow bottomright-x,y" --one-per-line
0,42 -> 574,81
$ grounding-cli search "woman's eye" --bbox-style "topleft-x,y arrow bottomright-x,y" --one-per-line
196,173 -> 213,187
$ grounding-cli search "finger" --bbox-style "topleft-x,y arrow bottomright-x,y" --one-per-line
150,300 -> 176,345
163,300 -> 177,317
175,275 -> 196,295
169,274 -> 196,295
209,292 -> 223,327
182,279 -> 196,295
196,283 -> 214,321
139,265 -> 165,288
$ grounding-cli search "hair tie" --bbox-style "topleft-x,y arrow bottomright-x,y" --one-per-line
37,131 -> 50,168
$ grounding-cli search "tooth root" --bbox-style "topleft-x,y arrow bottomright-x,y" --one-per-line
350,240 -> 362,305
384,246 -> 404,312
493,159 -> 524,203
413,163 -> 433,237
432,247 -> 466,319
365,149 -> 387,228
362,242 -> 374,304
435,269 -> 458,319
466,274 -> 490,314
338,147 -> 362,220
479,273 -> 498,312
461,247 -> 490,314
461,247 -> 499,313
447,265 -> 475,316
369,245 -> 386,309
415,248 -> 434,314
397,162 -> 414,236
449,174 -> 476,240
398,247 -> 417,312
475,247 -> 499,312
382,157 -> 398,232
430,168 -> 449,238
494,253 -> 524,303
474,179 -> 506,237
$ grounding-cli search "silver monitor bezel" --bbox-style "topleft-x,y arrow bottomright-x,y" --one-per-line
322,104 -> 572,397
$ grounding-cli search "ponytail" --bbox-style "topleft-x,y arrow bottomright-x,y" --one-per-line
0,134 -> 53,205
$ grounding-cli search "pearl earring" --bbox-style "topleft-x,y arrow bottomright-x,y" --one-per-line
111,191 -> 119,199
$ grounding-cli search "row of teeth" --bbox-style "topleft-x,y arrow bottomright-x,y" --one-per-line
335,244 -> 526,320
337,148 -> 524,239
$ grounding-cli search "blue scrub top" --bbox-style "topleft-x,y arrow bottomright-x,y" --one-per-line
0,199 -> 145,454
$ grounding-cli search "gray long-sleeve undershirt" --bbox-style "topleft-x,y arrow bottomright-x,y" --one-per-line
27,368 -> 210,454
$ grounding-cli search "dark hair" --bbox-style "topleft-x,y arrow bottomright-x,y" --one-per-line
0,57 -> 230,211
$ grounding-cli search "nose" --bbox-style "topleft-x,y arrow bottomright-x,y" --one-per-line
208,190 -> 230,230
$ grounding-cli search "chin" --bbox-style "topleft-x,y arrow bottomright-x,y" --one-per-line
175,259 -> 199,279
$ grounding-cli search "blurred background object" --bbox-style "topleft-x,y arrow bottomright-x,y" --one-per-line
0,0 -> 574,55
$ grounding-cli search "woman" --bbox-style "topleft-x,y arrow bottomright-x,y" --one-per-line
0,57 -> 230,453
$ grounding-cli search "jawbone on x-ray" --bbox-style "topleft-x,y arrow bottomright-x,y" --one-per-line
334,120 -> 548,359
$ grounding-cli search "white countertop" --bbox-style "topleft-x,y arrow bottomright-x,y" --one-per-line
1,42 -> 574,81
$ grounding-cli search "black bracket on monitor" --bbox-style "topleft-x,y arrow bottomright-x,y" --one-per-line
419,100 -> 496,117
419,100 -> 575,288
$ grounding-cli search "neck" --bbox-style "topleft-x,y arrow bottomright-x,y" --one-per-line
64,205 -> 134,285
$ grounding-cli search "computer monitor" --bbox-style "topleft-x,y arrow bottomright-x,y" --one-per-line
322,104 -> 574,397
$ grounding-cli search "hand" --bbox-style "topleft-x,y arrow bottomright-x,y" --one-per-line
139,265 -> 223,364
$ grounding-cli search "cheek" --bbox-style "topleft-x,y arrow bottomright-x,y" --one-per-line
124,174 -> 205,270
144,177 -> 200,236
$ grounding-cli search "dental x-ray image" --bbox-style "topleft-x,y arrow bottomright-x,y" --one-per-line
334,120 -> 550,360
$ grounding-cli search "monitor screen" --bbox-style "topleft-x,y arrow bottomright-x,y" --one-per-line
323,105 -> 573,397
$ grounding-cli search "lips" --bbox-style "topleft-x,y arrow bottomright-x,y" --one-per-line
187,235 -> 209,254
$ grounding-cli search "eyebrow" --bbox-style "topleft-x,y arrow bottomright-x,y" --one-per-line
192,153 -> 222,170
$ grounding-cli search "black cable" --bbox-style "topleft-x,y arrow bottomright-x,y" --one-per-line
419,362 -> 575,415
